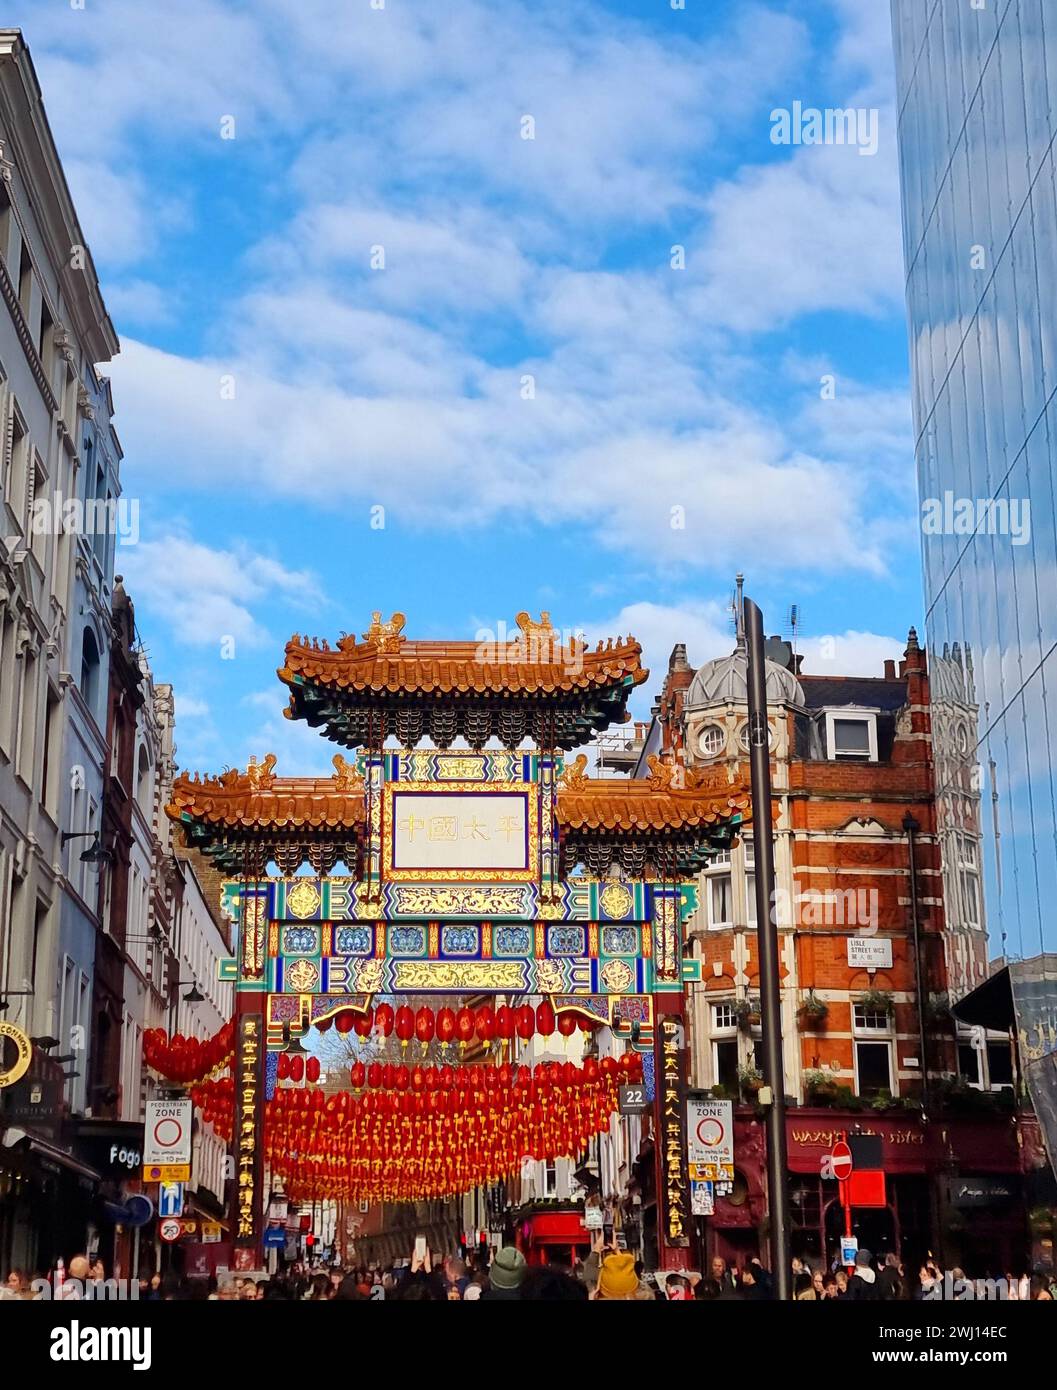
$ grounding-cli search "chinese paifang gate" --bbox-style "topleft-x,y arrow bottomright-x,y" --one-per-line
158,611 -> 753,1266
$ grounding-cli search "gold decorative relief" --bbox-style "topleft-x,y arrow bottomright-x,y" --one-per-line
600,958 -> 634,993
599,882 -> 634,919
392,885 -> 529,916
286,880 -> 321,920
393,960 -> 527,991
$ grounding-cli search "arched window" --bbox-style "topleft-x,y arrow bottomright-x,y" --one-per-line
80,627 -> 100,710
136,742 -> 152,816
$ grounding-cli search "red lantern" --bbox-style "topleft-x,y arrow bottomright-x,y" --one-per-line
277,1053 -> 291,1081
536,1001 -> 555,1037
475,1005 -> 495,1046
495,1005 -> 514,1041
456,1007 -> 476,1046
415,1007 -> 435,1045
289,1055 -> 304,1083
306,1056 -> 321,1084
437,1007 -> 456,1044
375,1003 -> 394,1037
367,1062 -> 382,1089
394,1066 -> 410,1092
351,1061 -> 366,1090
353,1010 -> 373,1039
516,1005 -> 535,1041
395,1006 -> 415,1045
335,1011 -> 355,1035
557,1011 -> 578,1038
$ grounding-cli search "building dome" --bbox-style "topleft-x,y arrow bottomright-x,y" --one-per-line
685,648 -> 804,710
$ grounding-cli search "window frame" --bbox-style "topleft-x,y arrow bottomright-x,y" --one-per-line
852,1002 -> 895,1097
823,708 -> 879,762
707,871 -> 734,929
697,722 -> 726,759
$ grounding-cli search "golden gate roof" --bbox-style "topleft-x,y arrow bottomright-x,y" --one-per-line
556,755 -> 751,833
165,752 -> 749,845
166,754 -> 366,832
279,611 -> 649,750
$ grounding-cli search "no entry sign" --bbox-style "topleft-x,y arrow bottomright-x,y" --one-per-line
830,1140 -> 853,1182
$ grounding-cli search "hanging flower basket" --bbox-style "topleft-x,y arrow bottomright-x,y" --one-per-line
738,1065 -> 764,1098
797,992 -> 829,1029
734,996 -> 762,1031
858,987 -> 894,1015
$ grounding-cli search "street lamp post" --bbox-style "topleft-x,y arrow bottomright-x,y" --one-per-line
744,596 -> 792,1300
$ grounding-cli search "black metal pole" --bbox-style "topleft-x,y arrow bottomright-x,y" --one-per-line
903,814 -> 929,1113
744,597 -> 791,1300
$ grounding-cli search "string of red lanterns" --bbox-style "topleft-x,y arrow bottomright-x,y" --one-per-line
319,1001 -> 592,1046
340,1054 -> 640,1093
142,1022 -> 235,1084
190,1053 -> 645,1202
264,1062 -> 637,1203
189,1077 -> 235,1144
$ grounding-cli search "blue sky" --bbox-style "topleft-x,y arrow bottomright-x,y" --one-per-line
12,0 -> 922,776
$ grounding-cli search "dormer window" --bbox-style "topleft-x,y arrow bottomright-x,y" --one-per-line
823,709 -> 878,762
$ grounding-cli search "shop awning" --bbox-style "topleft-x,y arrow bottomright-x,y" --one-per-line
1,1127 -> 102,1183
950,967 -> 1015,1032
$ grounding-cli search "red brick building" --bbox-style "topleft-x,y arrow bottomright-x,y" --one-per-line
640,623 -> 1048,1274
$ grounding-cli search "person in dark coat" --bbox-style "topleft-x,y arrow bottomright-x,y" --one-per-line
844,1250 -> 880,1300
710,1255 -> 738,1295
877,1253 -> 905,1300
739,1261 -> 771,1300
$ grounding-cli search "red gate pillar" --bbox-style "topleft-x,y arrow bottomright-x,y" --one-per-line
654,998 -> 691,1270
232,995 -> 265,1271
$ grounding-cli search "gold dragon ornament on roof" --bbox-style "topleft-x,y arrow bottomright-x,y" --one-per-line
360,611 -> 406,652
331,753 -> 363,790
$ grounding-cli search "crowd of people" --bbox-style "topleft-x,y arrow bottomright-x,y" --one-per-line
5,1242 -> 1055,1302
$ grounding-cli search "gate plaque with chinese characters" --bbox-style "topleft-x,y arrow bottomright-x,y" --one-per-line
386,786 -> 538,880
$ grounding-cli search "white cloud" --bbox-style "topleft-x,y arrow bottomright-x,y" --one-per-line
104,278 -> 176,327
61,159 -> 160,268
793,376 -> 915,486
239,690 -> 342,778
796,629 -> 906,678
174,692 -> 211,720
590,599 -> 905,718
118,534 -> 321,649
106,333 -> 892,576
690,138 -> 905,332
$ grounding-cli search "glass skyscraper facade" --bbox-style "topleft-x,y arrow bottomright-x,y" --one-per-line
891,0 -> 1057,1000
